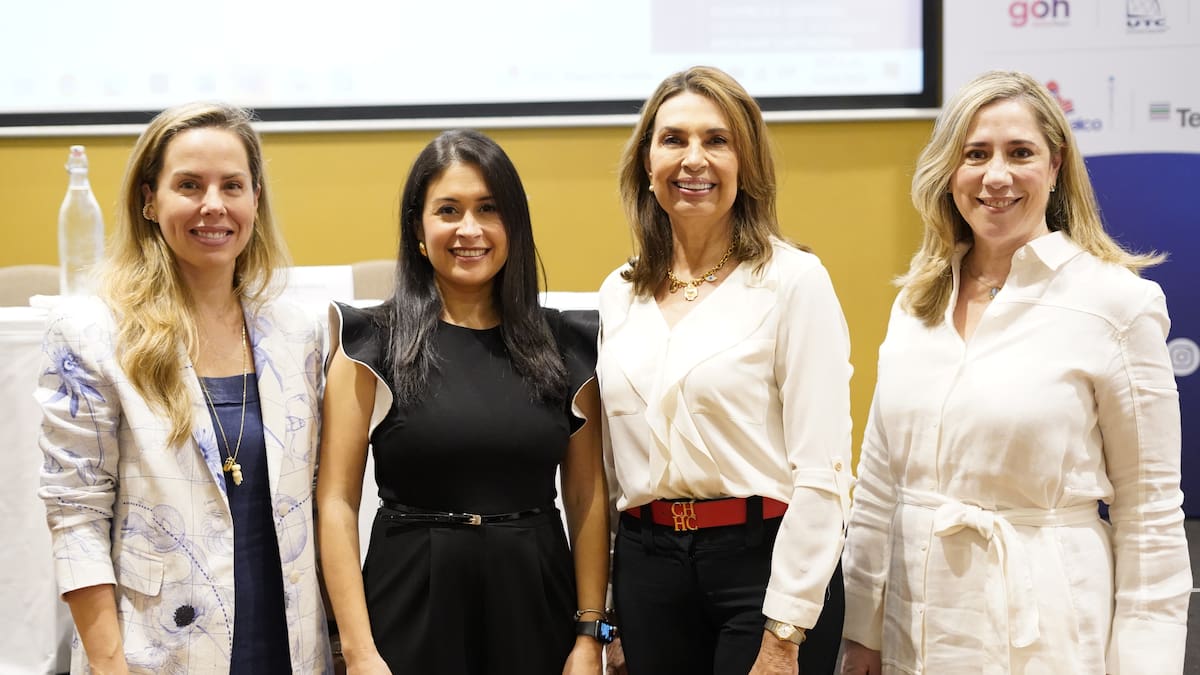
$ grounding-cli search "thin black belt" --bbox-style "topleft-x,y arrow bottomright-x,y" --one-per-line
379,500 -> 551,526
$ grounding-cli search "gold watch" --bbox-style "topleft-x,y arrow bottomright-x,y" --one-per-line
764,618 -> 806,645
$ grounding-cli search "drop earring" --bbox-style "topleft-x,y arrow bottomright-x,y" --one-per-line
418,241 -> 428,257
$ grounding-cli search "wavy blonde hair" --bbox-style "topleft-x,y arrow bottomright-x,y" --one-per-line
617,66 -> 784,297
901,70 -> 1161,325
101,102 -> 290,447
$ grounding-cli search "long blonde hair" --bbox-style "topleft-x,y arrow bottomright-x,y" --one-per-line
617,66 -> 783,297
900,70 -> 1161,325
101,102 -> 290,447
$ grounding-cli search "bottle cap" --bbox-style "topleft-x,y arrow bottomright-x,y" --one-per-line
66,145 -> 88,171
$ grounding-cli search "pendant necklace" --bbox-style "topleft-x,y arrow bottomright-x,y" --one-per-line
666,243 -> 736,302
963,260 -> 1004,302
199,322 -> 248,486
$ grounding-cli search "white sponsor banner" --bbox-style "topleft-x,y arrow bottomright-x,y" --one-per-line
944,0 -> 1200,156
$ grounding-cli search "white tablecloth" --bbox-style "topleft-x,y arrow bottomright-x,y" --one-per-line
0,306 -> 72,675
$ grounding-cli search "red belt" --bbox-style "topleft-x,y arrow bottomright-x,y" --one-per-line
625,497 -> 788,532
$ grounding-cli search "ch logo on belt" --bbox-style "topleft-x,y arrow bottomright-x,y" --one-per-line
670,500 -> 698,531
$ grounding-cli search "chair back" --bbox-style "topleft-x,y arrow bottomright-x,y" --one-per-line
352,260 -> 396,300
0,265 -> 60,306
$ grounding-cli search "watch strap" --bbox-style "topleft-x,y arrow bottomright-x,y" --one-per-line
575,619 -> 619,644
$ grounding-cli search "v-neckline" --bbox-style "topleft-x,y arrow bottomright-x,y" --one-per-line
653,261 -> 742,331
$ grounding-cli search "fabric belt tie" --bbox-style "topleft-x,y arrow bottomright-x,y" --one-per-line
379,500 -> 550,526
624,496 -> 788,532
898,488 -> 1100,649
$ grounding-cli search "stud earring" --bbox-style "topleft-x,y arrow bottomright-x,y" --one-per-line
1050,184 -> 1057,192
418,241 -> 428,257
142,204 -> 156,222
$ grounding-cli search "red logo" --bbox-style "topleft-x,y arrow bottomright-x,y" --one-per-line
1045,80 -> 1074,113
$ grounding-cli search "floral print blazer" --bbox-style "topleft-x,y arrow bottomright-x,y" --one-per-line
36,296 -> 333,674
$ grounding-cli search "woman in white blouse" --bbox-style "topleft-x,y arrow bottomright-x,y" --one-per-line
841,70 -> 1189,675
597,65 -> 853,675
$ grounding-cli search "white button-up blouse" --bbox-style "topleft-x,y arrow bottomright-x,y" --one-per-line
597,241 -> 854,629
842,232 -> 1190,675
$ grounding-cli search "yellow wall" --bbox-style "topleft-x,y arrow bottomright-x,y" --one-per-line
0,120 -> 931,453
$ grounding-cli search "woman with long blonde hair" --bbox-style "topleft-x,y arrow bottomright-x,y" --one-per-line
37,102 -> 332,674
841,71 -> 1188,675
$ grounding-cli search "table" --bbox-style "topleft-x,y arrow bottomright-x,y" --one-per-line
0,306 -> 72,675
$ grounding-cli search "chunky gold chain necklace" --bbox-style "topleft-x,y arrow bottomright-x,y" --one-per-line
198,322 -> 248,486
666,243 -> 736,301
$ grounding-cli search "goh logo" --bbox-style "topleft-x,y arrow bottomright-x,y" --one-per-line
1009,0 -> 1070,27
1046,80 -> 1102,132
1127,0 -> 1168,33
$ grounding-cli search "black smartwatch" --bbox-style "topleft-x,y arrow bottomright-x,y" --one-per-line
575,619 -> 619,644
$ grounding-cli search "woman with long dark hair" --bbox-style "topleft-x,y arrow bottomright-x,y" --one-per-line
317,129 -> 610,674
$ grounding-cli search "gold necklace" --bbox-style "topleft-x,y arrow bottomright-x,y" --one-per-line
666,243 -> 736,301
198,322 -> 248,486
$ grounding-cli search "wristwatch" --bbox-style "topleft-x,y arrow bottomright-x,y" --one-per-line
764,618 -> 806,645
575,619 -> 620,644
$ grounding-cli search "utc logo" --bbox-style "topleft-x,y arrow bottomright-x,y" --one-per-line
1127,0 -> 1168,32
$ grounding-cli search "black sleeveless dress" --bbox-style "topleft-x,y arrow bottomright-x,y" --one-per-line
335,303 -> 598,675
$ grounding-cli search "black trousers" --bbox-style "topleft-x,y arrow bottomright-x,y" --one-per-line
613,511 -> 845,675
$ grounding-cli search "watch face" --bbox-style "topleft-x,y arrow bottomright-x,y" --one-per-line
766,619 -> 801,643
598,622 -> 618,643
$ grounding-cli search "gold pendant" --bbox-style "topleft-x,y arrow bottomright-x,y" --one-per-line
231,463 -> 243,486
222,457 -> 234,472
683,286 -> 699,301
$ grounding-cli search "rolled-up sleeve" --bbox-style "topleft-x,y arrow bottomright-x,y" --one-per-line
36,308 -> 122,595
764,262 -> 854,628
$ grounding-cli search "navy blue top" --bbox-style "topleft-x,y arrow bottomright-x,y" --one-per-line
200,373 -> 291,674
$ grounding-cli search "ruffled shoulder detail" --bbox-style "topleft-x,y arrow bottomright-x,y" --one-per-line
329,301 -> 395,437
330,301 -> 389,382
544,308 -> 599,434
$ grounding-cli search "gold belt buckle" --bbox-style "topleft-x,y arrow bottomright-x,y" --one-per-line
670,500 -> 698,532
